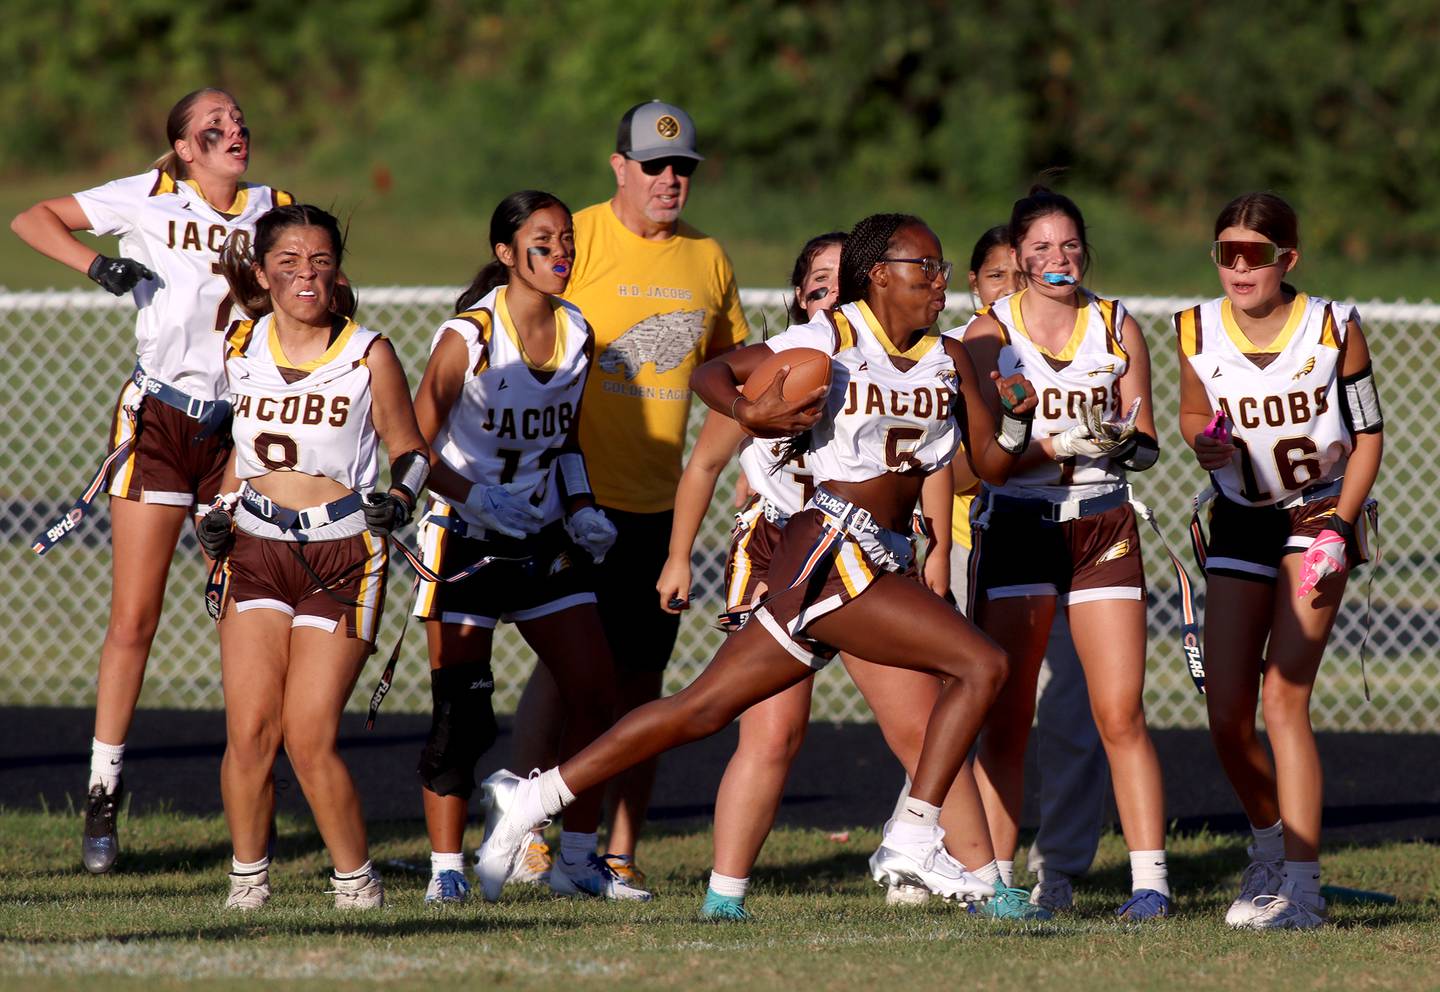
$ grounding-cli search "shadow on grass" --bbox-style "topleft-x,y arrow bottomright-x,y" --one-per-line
4,911 -> 581,944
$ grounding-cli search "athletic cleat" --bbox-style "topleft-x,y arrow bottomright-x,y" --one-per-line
1029,873 -> 1075,913
550,852 -> 653,901
884,882 -> 931,906
701,889 -> 751,921
980,884 -> 1053,920
1116,888 -> 1170,920
1242,882 -> 1326,930
330,866 -> 385,909
82,779 -> 123,874
225,868 -> 271,911
475,769 -> 548,902
602,852 -> 648,889
511,835 -> 553,885
868,828 -> 994,904
424,869 -> 471,905
1225,853 -> 1284,927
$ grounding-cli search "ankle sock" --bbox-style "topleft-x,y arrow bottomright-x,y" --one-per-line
559,830 -> 597,864
996,859 -> 1015,887
971,860 -> 1002,886
430,851 -> 465,875
334,859 -> 374,881
537,767 -> 575,817
231,855 -> 269,876
895,797 -> 941,828
1250,819 -> 1284,862
708,871 -> 749,899
1129,849 -> 1170,897
89,738 -> 124,792
1283,860 -> 1322,903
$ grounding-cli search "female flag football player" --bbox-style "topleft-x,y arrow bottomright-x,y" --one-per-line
407,191 -> 633,905
1178,192 -> 1383,930
476,212 -> 1039,906
964,186 -> 1172,919
10,89 -> 298,874
200,204 -> 430,910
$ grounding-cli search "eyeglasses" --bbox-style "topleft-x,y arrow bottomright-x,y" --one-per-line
1212,240 -> 1292,270
881,257 -> 953,282
630,156 -> 698,178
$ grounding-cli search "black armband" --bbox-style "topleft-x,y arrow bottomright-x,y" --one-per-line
1326,513 -> 1358,553
995,410 -> 1032,457
1115,432 -> 1159,472
1340,363 -> 1384,434
389,450 -> 430,507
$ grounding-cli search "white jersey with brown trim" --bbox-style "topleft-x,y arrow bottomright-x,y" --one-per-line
428,286 -> 594,529
737,437 -> 814,516
989,288 -> 1130,499
763,300 -> 961,486
1178,293 -> 1352,507
74,170 -> 294,401
224,314 -> 381,491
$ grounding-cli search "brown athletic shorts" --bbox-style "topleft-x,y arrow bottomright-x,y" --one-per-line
725,497 -> 787,611
223,530 -> 389,643
106,380 -> 231,509
972,497 -> 1146,606
411,506 -> 596,629
1204,491 -> 1367,583
752,506 -> 913,668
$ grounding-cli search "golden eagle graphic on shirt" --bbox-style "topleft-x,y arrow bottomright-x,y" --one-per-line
597,309 -> 707,380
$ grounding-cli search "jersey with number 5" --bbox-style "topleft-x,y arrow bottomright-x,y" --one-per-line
1177,294 -> 1353,506
224,314 -> 381,491
763,300 -> 961,485
429,285 -> 594,529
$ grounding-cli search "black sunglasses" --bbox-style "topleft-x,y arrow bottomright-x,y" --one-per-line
630,156 -> 698,178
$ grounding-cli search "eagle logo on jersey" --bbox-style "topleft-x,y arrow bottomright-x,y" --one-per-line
937,369 -> 958,390
549,551 -> 573,575
598,309 -> 706,380
1087,363 -> 1117,377
1292,356 -> 1316,381
656,115 -> 680,139
1094,539 -> 1131,565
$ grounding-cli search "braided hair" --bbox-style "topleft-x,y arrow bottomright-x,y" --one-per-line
838,213 -> 923,304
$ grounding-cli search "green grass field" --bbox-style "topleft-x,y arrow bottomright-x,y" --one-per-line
2,809 -> 1437,991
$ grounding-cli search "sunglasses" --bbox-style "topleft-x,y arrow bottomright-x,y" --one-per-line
630,156 -> 698,178
882,257 -> 954,282
1212,240 -> 1292,270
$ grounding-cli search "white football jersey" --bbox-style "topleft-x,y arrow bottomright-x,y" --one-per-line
764,300 -> 961,486
1178,294 -> 1353,506
74,170 -> 294,401
429,286 -> 594,528
737,437 -> 814,517
225,315 -> 381,492
988,288 -> 1131,499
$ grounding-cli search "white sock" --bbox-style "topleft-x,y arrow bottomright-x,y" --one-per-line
895,796 -> 942,827
334,859 -> 374,880
430,851 -> 465,875
231,855 -> 269,876
886,819 -> 939,847
90,738 -> 124,792
1250,819 -> 1284,862
1283,860 -> 1322,903
971,860 -> 1002,886
559,830 -> 597,864
996,859 -> 1015,887
708,871 -> 749,899
536,767 -> 575,817
1129,849 -> 1170,897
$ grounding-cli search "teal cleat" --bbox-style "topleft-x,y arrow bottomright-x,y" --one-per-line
701,889 -> 752,922
976,885 -> 1053,920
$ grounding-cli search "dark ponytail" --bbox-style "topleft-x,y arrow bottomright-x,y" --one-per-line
219,203 -> 348,319
1214,191 -> 1301,296
456,189 -> 571,313
787,231 -> 847,324
838,213 -> 923,304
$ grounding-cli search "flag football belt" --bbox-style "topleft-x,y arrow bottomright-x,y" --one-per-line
760,497 -> 791,527
983,484 -> 1130,524
30,438 -> 135,556
132,363 -> 232,440
1126,495 -> 1207,695
240,482 -> 364,532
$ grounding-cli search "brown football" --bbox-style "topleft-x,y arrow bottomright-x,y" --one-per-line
741,347 -> 832,406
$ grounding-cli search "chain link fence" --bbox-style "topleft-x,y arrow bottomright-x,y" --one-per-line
2,288 -> 1434,730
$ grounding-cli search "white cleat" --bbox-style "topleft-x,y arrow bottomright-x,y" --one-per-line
1029,873 -> 1074,913
550,852 -> 653,901
475,769 -> 548,902
1226,852 -> 1285,927
884,882 -> 931,906
1242,881 -> 1327,930
868,827 -> 994,904
225,869 -> 270,911
330,866 -> 385,909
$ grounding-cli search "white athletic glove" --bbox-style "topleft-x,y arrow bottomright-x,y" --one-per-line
1296,527 -> 1349,598
463,481 -> 545,539
565,506 -> 618,563
1052,397 -> 1141,460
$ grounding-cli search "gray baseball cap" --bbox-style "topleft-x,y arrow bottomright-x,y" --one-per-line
616,100 -> 704,162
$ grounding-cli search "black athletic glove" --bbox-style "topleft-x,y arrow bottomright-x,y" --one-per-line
196,507 -> 236,560
362,491 -> 413,536
87,254 -> 156,296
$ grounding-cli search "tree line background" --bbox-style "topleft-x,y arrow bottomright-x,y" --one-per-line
3,0 -> 1437,296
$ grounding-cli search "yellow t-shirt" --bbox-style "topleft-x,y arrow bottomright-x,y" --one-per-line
952,486 -> 980,550
565,201 -> 749,513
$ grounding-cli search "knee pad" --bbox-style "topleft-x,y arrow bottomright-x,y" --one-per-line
416,661 -> 498,798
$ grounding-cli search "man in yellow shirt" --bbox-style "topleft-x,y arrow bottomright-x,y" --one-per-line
509,101 -> 748,894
